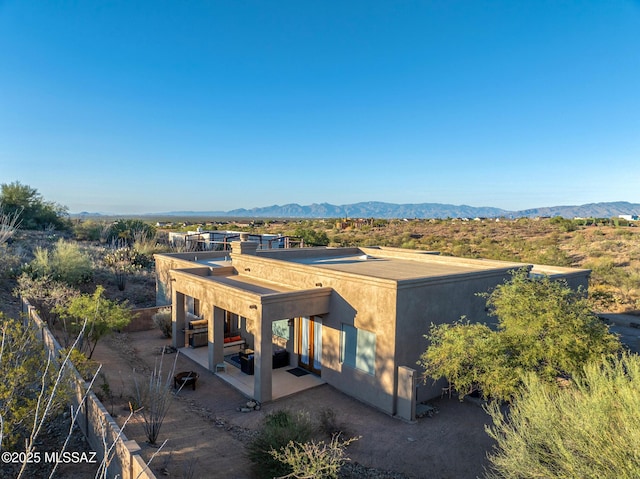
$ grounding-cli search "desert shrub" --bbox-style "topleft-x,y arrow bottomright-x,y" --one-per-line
485,354 -> 640,479
107,219 -> 156,246
25,239 -> 93,285
317,408 -> 350,438
248,409 -> 316,479
269,435 -> 359,479
401,239 -> 417,249
72,219 -> 106,241
529,245 -> 572,267
550,216 -> 577,232
0,315 -> 71,450
153,307 -> 172,338
103,246 -> 148,291
15,273 -> 80,326
133,352 -> 178,444
0,243 -> 24,279
0,207 -> 21,245
588,285 -> 617,311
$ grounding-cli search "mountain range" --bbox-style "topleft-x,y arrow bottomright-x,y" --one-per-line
138,201 -> 640,220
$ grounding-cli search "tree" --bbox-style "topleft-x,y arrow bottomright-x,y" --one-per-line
294,227 -> 330,247
54,285 -> 133,358
484,354 -> 640,479
486,269 -> 620,382
419,269 -> 620,401
0,181 -> 69,231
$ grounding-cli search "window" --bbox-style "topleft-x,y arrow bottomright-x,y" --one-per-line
341,324 -> 376,375
272,319 -> 290,340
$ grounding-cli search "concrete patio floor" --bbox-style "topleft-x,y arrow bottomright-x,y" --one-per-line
178,346 -> 326,401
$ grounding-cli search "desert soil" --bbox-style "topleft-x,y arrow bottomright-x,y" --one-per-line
91,329 -> 495,479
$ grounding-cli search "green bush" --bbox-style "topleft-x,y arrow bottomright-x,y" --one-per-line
0,314 -> 71,450
247,409 -> 316,479
485,354 -> 640,479
26,239 -> 93,285
549,216 -> 577,232
72,219 -> 109,241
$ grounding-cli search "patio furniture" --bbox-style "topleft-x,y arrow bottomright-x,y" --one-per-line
273,348 -> 290,369
238,349 -> 290,375
174,371 -> 199,390
240,350 -> 254,375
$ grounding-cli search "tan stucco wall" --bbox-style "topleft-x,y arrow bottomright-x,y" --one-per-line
228,252 -> 401,412
155,252 -> 229,305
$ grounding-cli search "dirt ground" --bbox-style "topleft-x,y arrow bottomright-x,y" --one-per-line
91,329 -> 495,479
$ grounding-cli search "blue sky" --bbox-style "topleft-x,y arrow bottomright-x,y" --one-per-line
1,1 -> 639,214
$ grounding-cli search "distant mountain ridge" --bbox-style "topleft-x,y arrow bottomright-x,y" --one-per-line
144,201 -> 640,219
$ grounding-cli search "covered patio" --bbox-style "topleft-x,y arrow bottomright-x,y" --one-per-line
170,263 -> 332,403
179,346 -> 325,400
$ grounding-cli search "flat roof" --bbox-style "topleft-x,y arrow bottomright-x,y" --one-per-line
206,274 -> 297,295
195,258 -> 232,268
287,253 -> 525,281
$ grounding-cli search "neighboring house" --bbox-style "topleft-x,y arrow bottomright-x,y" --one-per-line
155,240 -> 590,421
168,230 -> 293,251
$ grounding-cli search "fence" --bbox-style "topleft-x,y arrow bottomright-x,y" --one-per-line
21,299 -> 157,479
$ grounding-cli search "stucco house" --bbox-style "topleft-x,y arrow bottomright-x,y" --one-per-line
155,239 -> 589,421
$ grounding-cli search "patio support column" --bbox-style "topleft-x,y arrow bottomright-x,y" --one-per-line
253,316 -> 272,402
209,306 -> 225,372
172,290 -> 185,349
